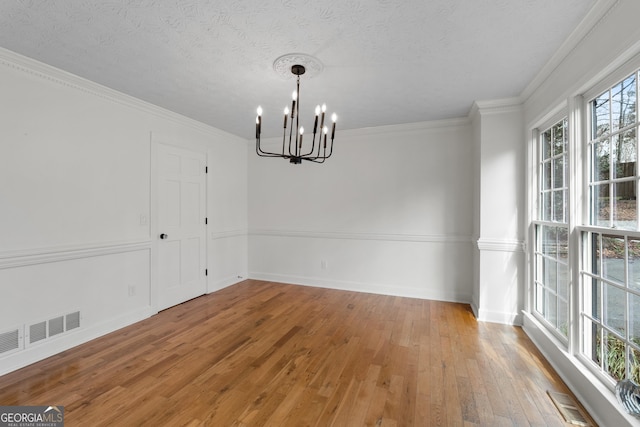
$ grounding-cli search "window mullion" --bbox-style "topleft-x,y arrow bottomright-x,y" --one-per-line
570,95 -> 584,356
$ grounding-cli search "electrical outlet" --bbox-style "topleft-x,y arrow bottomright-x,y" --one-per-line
128,285 -> 136,297
320,260 -> 327,270
139,214 -> 148,225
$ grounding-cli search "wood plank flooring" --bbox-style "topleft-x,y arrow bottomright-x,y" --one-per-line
0,280 -> 593,426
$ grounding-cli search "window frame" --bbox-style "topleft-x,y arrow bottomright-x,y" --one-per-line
575,63 -> 640,387
531,114 -> 571,346
527,55 -> 640,391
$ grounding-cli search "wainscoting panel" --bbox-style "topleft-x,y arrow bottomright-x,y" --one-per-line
0,242 -> 152,376
248,230 -> 473,303
209,230 -> 248,292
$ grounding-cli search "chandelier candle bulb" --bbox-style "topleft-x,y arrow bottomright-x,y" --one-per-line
331,113 -> 337,140
256,106 -> 262,137
283,107 -> 289,128
291,91 -> 297,118
313,105 -> 320,133
299,126 -> 304,147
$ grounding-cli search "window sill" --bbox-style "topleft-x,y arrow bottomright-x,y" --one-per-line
522,311 -> 639,426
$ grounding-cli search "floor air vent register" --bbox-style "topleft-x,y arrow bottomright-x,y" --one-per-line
547,391 -> 592,426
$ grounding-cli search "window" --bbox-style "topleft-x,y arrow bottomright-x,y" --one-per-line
533,118 -> 570,340
589,73 -> 638,230
581,70 -> 640,384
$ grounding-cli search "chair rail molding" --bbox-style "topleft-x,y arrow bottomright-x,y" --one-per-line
249,228 -> 473,244
476,237 -> 525,253
0,239 -> 151,269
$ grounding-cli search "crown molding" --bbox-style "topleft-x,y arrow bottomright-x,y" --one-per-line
520,0 -> 620,103
468,97 -> 523,120
0,47 -> 242,143
340,117 -> 471,137
253,117 -> 472,146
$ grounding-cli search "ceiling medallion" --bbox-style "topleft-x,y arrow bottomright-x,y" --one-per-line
256,56 -> 337,165
272,53 -> 324,79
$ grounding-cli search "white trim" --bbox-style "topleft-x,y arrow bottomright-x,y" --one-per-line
0,305 -> 152,377
337,117 -> 471,137
211,229 -> 248,240
583,54 -> 640,106
475,308 -> 522,326
0,47 -> 240,142
208,274 -> 247,293
577,225 -> 640,238
0,240 -> 151,269
520,0 -> 621,103
476,238 -> 525,252
249,272 -> 471,304
522,311 -> 638,427
468,97 -> 522,119
249,229 -> 472,244
470,301 -> 479,320
255,116 -> 471,147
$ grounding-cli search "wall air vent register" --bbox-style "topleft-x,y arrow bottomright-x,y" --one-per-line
0,310 -> 81,356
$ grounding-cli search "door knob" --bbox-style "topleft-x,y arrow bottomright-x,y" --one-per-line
160,233 -> 168,239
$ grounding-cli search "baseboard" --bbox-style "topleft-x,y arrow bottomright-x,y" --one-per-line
470,301 -> 480,319
0,306 -> 153,377
249,272 -> 471,304
209,274 -> 247,293
475,307 -> 523,326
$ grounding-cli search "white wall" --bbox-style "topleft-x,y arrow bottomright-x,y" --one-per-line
248,120 -> 474,302
208,138 -> 249,290
0,49 -> 247,375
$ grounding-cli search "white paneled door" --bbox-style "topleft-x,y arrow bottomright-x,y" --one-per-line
155,143 -> 207,311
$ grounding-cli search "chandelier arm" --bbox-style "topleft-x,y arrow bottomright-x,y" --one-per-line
257,144 -> 287,157
301,156 -> 326,164
256,136 -> 288,157
301,133 -> 329,161
325,138 -> 334,158
307,139 -> 332,161
288,119 -> 295,157
317,132 -> 323,158
257,148 -> 288,157
300,130 -> 318,157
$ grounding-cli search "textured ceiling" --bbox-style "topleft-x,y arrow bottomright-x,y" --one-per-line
0,0 -> 596,139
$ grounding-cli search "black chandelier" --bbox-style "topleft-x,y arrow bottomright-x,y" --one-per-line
255,64 -> 337,164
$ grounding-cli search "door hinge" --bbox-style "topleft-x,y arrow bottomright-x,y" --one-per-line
205,269 -> 208,276
205,166 -> 208,173
205,217 -> 208,225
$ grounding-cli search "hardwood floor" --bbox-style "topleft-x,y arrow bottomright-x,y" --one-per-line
0,280 -> 593,426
